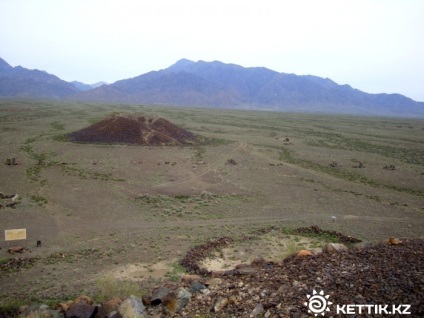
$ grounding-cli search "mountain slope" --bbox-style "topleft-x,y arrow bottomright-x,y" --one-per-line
0,56 -> 422,116
75,59 -> 423,116
71,81 -> 108,91
0,58 -> 78,98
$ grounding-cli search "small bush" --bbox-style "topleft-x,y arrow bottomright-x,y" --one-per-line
94,275 -> 143,303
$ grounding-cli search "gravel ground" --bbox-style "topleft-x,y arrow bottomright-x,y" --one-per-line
176,238 -> 423,317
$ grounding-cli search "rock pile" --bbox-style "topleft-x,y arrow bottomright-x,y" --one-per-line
178,237 -> 424,317
11,238 -> 423,317
180,237 -> 234,274
67,113 -> 199,146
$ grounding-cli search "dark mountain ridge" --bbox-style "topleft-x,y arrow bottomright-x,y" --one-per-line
0,58 -> 79,99
0,57 -> 423,116
76,58 -> 423,116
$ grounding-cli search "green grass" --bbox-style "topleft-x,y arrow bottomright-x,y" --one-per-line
165,262 -> 187,282
93,275 -> 144,303
50,122 -> 64,131
30,194 -> 48,207
307,135 -> 424,165
0,298 -> 26,316
278,147 -> 424,197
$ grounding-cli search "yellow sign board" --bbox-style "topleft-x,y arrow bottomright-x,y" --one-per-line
5,228 -> 27,241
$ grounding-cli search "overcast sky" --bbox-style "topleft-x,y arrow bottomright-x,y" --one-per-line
1,0 -> 423,101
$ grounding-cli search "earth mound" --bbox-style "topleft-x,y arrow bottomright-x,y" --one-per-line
67,113 -> 199,145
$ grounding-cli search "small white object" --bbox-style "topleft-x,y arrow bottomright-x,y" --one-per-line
331,216 -> 336,222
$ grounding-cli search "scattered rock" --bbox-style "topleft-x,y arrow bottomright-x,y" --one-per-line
66,303 -> 97,318
384,164 -> 396,170
213,297 -> 228,312
179,237 -> 233,274
8,246 -> 26,254
389,237 -> 402,245
205,278 -> 222,288
181,274 -> 202,284
151,286 -> 172,305
250,304 -> 264,317
188,281 -> 207,293
353,161 -> 365,168
236,266 -> 256,275
329,161 -> 339,167
226,158 -> 237,165
96,298 -> 122,318
118,295 -> 147,318
296,250 -> 314,257
73,295 -> 93,306
162,287 -> 191,313
251,255 -> 266,266
60,301 -> 74,313
324,243 -> 348,253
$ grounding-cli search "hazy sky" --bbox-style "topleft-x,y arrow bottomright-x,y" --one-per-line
1,0 -> 423,101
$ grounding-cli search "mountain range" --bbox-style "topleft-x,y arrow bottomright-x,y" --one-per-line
0,57 -> 423,117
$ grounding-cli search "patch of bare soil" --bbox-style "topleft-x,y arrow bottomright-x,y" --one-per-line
67,113 -> 199,145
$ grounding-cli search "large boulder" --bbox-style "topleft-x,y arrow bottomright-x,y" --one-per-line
162,287 -> 192,313
66,303 -> 98,318
118,295 -> 147,318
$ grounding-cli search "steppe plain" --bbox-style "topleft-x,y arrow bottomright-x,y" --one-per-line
0,99 -> 423,305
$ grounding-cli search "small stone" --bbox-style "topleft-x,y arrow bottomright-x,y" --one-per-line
228,295 -> 238,304
60,301 -> 74,312
389,237 -> 402,245
251,255 -> 266,265
189,281 -> 207,293
297,250 -> 314,257
250,304 -> 264,317
141,295 -> 151,306
97,298 -> 121,317
205,278 -> 222,288
107,311 -> 120,318
324,243 -> 348,253
237,266 -> 256,275
8,246 -> 25,254
73,295 -> 93,305
181,274 -> 202,284
213,297 -> 228,312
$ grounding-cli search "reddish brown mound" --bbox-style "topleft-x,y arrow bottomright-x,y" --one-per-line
67,113 -> 198,145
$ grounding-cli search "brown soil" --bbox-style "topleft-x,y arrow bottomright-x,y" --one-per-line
67,113 -> 199,145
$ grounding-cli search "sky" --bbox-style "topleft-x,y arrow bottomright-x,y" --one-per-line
0,0 -> 423,101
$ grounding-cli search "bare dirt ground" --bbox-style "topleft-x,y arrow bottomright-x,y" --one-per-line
0,100 -> 423,306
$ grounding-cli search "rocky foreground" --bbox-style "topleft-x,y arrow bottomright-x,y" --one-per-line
9,235 -> 424,318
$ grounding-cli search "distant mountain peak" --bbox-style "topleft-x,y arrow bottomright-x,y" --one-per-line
166,58 -> 195,72
1,56 -> 422,116
0,58 -> 13,73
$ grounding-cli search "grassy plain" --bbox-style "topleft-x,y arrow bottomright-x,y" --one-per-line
0,99 -> 423,303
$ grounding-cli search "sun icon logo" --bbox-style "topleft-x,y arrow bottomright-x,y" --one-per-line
304,290 -> 332,316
